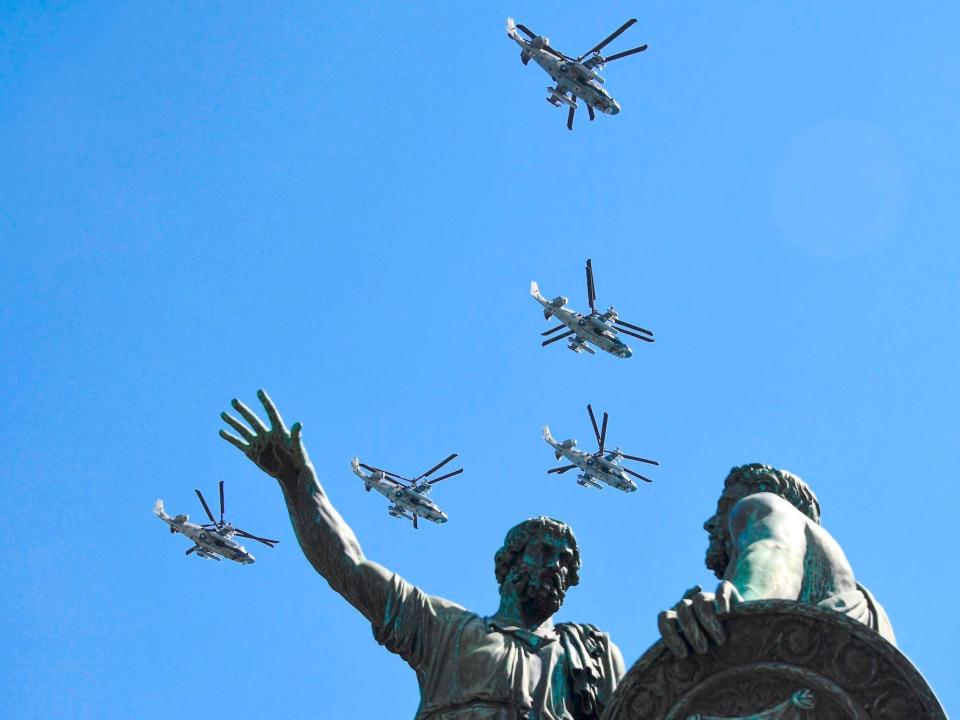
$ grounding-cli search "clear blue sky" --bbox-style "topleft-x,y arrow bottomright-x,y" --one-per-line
2,2 -> 957,717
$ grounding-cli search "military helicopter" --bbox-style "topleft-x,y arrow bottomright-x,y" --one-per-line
531,258 -> 654,358
153,481 -> 278,564
351,454 -> 463,529
506,17 -> 648,130
543,405 -> 658,492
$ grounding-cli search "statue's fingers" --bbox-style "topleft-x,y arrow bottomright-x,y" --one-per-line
290,421 -> 305,464
219,429 -> 249,453
715,581 -> 741,615
257,389 -> 288,433
231,397 -> 268,435
675,599 -> 710,654
692,592 -> 726,646
221,412 -> 254,442
657,610 -> 689,659
715,581 -> 732,614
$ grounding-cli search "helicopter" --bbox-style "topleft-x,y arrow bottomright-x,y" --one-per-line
543,405 -> 658,492
506,17 -> 648,130
350,454 -> 462,529
531,258 -> 654,358
153,481 -> 278,564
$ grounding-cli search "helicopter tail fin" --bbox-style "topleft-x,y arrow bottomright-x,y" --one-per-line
153,499 -> 168,519
506,17 -> 520,42
542,425 -> 555,445
531,282 -> 554,319
351,457 -> 374,490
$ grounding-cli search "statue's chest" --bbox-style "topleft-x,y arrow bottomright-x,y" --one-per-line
454,622 -> 569,706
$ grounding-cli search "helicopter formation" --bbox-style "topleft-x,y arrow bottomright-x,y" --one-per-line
155,256 -> 658,557
156,17 -> 660,561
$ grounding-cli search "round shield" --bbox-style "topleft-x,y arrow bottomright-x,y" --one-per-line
602,601 -> 946,720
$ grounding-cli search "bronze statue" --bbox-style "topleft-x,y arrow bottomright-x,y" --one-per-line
657,463 -> 895,659
219,390 -> 624,719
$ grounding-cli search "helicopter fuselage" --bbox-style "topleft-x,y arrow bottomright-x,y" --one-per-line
542,429 -> 637,492
351,460 -> 449,526
507,24 -> 621,116
154,500 -> 256,564
531,284 -> 632,358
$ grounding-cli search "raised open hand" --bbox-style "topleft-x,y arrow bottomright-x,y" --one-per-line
219,389 -> 310,482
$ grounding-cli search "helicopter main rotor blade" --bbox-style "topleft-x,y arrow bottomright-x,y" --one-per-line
360,463 -> 411,484
587,404 -> 602,447
219,480 -> 225,524
548,464 -> 577,474
586,259 -> 596,313
579,18 -> 637,61
602,44 -> 648,63
234,528 -> 280,547
423,468 -> 464,486
542,324 -> 568,336
544,45 -> 574,61
616,327 -> 655,343
599,412 -> 609,454
195,489 -> 217,524
623,467 -> 654,483
359,462 -> 391,476
413,514 -> 419,530
613,319 -> 654,335
621,453 -> 659,465
542,330 -> 575,347
587,104 -> 596,122
516,23 -> 537,40
567,105 -> 575,131
415,453 -> 458,482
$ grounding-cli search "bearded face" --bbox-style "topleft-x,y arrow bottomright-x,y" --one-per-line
704,516 -> 729,580
506,533 -> 575,620
703,487 -> 746,579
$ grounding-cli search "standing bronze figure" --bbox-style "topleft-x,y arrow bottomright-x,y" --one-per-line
219,390 -> 624,720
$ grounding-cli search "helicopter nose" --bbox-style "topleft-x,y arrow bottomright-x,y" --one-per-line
620,347 -> 633,358
439,513 -> 449,523
608,102 -> 621,116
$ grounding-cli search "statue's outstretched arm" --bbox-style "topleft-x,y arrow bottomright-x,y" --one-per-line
219,390 -> 392,621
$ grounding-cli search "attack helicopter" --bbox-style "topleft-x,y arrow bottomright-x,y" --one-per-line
351,453 -> 463,529
543,405 -> 658,492
153,481 -> 278,564
531,258 -> 654,358
506,17 -> 648,130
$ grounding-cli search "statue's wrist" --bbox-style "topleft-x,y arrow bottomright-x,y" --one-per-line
279,462 -> 314,489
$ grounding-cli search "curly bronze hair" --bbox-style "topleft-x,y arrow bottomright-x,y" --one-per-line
721,463 -> 821,524
494,516 -> 581,588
